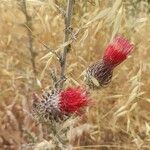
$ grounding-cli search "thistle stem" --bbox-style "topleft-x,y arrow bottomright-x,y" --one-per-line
59,0 -> 74,89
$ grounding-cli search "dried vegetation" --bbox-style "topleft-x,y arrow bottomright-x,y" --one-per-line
0,0 -> 150,149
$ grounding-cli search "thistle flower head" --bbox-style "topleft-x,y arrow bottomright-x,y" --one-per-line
85,35 -> 134,89
32,87 -> 90,122
103,35 -> 134,67
59,87 -> 90,114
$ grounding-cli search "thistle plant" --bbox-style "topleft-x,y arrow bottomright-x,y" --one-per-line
30,1 -> 135,149
30,0 -> 92,148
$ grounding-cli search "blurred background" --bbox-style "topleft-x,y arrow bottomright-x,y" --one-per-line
0,0 -> 150,149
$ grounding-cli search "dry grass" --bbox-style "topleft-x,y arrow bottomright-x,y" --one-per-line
0,0 -> 150,149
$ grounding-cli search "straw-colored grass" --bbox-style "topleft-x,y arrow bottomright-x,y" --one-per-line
0,0 -> 150,149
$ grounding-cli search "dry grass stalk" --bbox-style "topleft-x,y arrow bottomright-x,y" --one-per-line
20,0 -> 37,84
59,0 -> 74,89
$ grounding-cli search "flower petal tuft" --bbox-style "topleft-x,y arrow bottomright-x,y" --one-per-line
59,87 -> 90,114
103,35 -> 134,67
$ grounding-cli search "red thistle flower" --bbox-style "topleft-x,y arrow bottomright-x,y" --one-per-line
32,87 -> 90,122
103,35 -> 134,67
59,87 -> 90,114
86,35 -> 134,89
